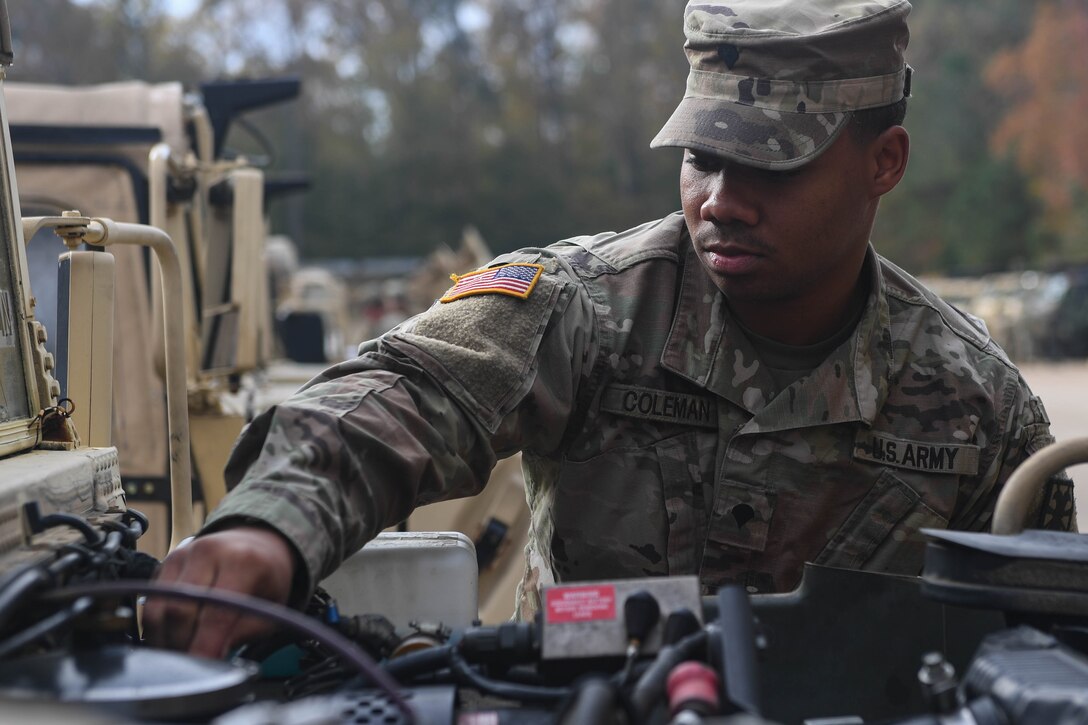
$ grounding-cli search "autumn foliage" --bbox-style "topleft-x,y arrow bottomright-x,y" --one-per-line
11,0 -> 1088,271
986,0 -> 1088,250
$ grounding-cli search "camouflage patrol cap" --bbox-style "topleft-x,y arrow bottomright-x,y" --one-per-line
651,0 -> 913,170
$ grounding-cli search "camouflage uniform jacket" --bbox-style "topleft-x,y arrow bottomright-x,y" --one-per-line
206,212 -> 1075,618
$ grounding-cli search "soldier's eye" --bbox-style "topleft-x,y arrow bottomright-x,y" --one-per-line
685,151 -> 721,173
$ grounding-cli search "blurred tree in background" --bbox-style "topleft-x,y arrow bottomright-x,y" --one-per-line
871,0 -> 1045,273
6,0 -> 1088,273
985,0 -> 1088,265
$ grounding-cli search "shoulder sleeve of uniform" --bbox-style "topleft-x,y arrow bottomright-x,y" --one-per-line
381,253 -> 592,435
955,377 -> 1077,533
879,254 -> 1010,361
1016,393 -> 1079,532
1034,471 -> 1078,532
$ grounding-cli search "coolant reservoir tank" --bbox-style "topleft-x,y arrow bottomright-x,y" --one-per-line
320,531 -> 479,629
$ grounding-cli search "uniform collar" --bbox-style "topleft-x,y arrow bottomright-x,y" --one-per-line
661,239 -> 892,431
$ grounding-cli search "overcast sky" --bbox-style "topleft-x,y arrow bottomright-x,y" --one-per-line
164,0 -> 198,15
70,0 -> 200,16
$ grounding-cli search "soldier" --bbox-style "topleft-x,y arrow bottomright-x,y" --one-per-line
146,0 -> 1076,657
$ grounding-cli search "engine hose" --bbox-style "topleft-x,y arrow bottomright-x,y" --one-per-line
0,595 -> 93,659
41,580 -> 416,723
98,530 -> 124,559
384,644 -> 454,681
448,650 -> 571,703
629,630 -> 709,717
0,540 -> 116,633
123,508 -> 149,537
46,551 -> 87,579
0,567 -> 50,632
99,517 -> 145,548
24,503 -> 102,546
557,677 -> 622,725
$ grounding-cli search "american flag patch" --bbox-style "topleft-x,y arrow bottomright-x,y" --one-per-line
440,263 -> 544,303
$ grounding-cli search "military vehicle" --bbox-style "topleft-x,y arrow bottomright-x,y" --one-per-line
6,72 -> 306,557
0,3 -> 1087,723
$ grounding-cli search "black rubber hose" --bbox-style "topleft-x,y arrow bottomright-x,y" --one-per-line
0,567 -> 51,632
25,506 -> 102,546
46,550 -> 86,579
40,580 -> 416,723
123,508 -> 149,537
99,518 -> 142,548
0,544 -> 106,633
448,650 -> 571,703
558,677 -> 622,725
0,595 -> 93,659
384,645 -> 455,681
629,629 -> 709,717
99,530 -> 123,558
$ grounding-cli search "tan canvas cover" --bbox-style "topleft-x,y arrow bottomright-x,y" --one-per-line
5,81 -> 192,483
5,81 -> 189,156
14,164 -> 168,479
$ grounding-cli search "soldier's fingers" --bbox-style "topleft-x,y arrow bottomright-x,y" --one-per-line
142,549 -> 186,646
145,548 -> 216,651
186,568 -> 281,658
187,602 -> 245,660
199,611 -> 281,660
144,527 -> 298,654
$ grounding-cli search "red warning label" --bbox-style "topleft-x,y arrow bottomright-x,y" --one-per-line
545,585 -> 617,624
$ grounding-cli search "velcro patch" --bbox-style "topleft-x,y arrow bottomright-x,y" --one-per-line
601,384 -> 717,428
854,431 -> 979,475
440,263 -> 544,303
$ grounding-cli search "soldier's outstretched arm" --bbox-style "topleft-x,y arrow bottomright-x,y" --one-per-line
951,375 -> 1077,533
147,255 -> 596,654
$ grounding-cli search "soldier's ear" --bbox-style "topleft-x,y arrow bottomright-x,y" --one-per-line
869,125 -> 909,198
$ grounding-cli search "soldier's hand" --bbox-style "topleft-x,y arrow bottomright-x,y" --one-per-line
143,526 -> 297,659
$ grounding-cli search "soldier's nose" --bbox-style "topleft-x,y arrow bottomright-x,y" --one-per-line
701,178 -> 759,228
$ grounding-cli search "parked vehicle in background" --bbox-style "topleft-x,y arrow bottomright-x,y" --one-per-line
6,77 -> 304,556
921,268 -> 1080,364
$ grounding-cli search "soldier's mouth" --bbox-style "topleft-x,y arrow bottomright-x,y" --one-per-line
701,243 -> 765,275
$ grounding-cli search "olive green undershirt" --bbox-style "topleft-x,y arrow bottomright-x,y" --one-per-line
732,271 -> 872,393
